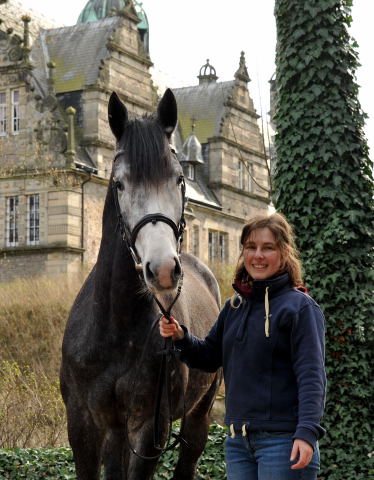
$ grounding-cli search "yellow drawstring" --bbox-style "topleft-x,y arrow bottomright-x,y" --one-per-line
230,424 -> 236,438
265,286 -> 270,337
242,424 -> 246,436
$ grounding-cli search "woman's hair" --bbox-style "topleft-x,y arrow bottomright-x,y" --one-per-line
234,212 -> 303,287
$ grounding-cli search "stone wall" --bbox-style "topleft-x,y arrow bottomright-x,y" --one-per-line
0,0 -> 59,43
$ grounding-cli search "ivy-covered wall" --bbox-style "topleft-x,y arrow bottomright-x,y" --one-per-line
273,1 -> 373,478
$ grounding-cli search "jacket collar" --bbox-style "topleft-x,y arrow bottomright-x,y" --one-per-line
233,272 -> 291,300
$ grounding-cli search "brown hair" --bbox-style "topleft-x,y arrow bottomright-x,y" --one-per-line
234,212 -> 303,287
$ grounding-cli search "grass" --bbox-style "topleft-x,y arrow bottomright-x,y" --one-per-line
0,275 -> 85,448
0,262 -> 233,457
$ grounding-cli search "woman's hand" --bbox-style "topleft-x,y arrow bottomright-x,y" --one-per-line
290,438 -> 314,469
159,315 -> 185,341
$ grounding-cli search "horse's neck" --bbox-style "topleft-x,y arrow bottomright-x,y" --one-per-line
92,185 -> 143,311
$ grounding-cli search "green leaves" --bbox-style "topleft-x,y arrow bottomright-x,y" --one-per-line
274,0 -> 374,478
0,448 -> 75,479
0,424 -> 227,479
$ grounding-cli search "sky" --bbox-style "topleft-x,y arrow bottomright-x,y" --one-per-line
17,0 -> 373,155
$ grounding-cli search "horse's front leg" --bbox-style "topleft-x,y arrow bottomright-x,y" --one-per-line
127,419 -> 168,480
172,373 -> 221,480
66,401 -> 104,480
102,426 -> 129,480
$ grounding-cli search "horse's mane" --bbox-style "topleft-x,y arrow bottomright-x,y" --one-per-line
118,115 -> 174,186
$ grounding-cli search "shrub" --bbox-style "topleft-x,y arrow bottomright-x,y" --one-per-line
0,361 -> 66,448
0,275 -> 85,447
208,261 -> 236,306
0,423 -> 227,479
0,275 -> 84,378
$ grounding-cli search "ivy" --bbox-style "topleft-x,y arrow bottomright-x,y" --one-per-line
0,424 -> 227,479
274,1 -> 374,478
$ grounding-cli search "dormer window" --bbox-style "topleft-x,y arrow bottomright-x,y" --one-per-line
0,92 -> 6,136
187,164 -> 195,181
181,119 -> 204,181
12,90 -> 20,134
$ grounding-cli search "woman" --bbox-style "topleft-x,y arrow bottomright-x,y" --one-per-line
160,212 -> 326,479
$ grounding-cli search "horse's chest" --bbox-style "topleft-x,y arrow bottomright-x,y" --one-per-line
88,358 -> 160,420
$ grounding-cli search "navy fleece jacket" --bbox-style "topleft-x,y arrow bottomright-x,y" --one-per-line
174,273 -> 326,449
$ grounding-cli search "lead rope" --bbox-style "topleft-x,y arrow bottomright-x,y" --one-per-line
111,163 -> 188,460
125,274 -> 188,461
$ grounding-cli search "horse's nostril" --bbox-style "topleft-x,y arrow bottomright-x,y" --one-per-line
173,258 -> 182,280
146,261 -> 154,280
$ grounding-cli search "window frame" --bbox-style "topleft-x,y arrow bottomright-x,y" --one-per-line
0,91 -> 6,136
187,163 -> 195,181
247,162 -> 253,192
208,229 -> 228,261
238,160 -> 244,189
6,196 -> 19,247
11,90 -> 20,134
27,194 -> 40,246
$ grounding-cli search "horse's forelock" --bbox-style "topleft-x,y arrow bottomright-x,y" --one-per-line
119,116 -> 174,186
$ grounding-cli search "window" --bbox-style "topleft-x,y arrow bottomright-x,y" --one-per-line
192,225 -> 199,256
0,92 -> 6,135
12,90 -> 20,134
27,194 -> 40,245
208,230 -> 227,261
219,233 -> 227,261
238,160 -> 244,189
6,196 -> 19,247
247,162 -> 253,192
187,163 -> 195,180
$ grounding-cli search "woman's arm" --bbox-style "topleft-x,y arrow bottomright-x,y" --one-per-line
159,303 -> 228,372
291,301 -> 327,450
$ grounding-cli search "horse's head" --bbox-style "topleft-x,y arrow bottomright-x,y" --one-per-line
108,89 -> 185,293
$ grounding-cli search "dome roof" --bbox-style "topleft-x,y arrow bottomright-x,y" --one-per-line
181,122 -> 204,164
198,59 -> 218,84
77,0 -> 148,32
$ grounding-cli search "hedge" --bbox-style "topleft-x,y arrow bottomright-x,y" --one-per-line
0,423 -> 227,479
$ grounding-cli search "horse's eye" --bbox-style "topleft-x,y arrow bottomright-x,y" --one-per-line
177,175 -> 184,186
115,180 -> 123,191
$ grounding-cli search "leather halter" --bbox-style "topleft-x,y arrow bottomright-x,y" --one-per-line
112,146 -> 188,460
112,148 -> 186,268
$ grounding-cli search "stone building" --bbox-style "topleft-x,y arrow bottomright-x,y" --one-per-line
0,0 -> 270,281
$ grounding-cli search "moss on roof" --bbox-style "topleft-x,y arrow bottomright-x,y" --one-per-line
39,17 -> 119,94
173,81 -> 234,143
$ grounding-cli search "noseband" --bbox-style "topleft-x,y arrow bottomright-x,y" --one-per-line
112,148 -> 186,269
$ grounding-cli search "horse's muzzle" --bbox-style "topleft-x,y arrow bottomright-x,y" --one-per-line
145,256 -> 182,291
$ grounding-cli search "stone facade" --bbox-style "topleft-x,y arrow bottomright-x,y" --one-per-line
0,0 -> 270,281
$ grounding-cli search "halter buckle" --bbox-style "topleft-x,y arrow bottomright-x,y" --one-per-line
129,246 -> 142,270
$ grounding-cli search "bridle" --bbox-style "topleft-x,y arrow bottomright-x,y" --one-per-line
111,147 -> 186,270
112,145 -> 188,460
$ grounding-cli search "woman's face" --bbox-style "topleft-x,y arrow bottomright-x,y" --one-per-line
243,227 -> 283,280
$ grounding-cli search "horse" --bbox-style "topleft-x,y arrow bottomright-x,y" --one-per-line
60,89 -> 222,480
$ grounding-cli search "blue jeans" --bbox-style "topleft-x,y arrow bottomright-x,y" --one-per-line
225,431 -> 320,480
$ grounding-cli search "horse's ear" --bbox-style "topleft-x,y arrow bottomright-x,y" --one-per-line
108,92 -> 128,142
157,88 -> 177,138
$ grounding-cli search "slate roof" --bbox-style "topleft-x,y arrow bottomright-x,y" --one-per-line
31,17 -> 119,94
173,80 -> 235,144
185,178 -> 221,210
